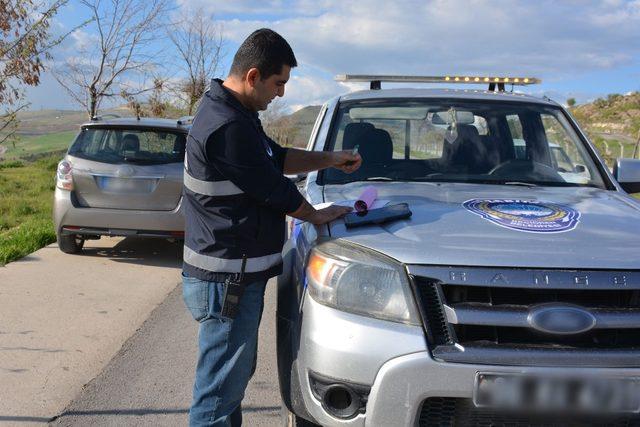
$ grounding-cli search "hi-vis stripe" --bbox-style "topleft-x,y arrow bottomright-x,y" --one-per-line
183,155 -> 243,196
183,246 -> 282,273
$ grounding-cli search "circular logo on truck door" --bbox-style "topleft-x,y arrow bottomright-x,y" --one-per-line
463,199 -> 580,233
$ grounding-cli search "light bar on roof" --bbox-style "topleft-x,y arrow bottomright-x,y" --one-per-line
335,74 -> 541,90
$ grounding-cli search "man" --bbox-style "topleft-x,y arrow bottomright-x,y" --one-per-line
181,28 -> 361,426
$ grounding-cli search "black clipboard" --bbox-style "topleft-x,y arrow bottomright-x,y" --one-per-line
344,203 -> 412,228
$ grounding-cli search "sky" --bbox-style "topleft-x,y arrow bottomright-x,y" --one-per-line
25,0 -> 640,113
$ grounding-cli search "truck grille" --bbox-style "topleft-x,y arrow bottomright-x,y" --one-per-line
418,398 -> 640,427
410,267 -> 640,366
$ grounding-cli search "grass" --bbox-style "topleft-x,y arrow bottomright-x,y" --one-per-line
1,131 -> 77,161
0,155 -> 58,265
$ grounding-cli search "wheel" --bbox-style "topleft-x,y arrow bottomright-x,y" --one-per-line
281,405 -> 320,427
57,232 -> 85,254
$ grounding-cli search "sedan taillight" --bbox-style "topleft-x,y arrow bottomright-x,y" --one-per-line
56,160 -> 73,190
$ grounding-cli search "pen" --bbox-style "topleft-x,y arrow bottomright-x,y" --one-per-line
345,144 -> 359,166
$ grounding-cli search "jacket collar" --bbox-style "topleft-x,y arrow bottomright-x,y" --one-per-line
207,78 -> 259,123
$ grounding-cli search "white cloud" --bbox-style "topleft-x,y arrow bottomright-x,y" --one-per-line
175,0 -> 336,16
26,0 -> 640,111
284,74 -> 340,106
216,0 -> 640,75
201,0 -> 640,108
69,29 -> 100,52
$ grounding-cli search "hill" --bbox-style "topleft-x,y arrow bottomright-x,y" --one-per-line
285,105 -> 322,148
571,92 -> 640,137
570,92 -> 640,161
13,105 -> 133,136
0,105 -> 179,160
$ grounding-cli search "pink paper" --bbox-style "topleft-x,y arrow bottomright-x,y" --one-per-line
354,186 -> 378,212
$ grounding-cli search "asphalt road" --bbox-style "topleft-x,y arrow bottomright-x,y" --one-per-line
48,270 -> 282,427
0,237 -> 185,425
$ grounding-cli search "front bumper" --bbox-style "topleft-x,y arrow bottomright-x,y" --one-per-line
298,293 -> 640,427
53,188 -> 184,235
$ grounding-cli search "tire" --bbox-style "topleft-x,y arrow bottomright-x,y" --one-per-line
57,233 -> 85,254
281,405 -> 320,427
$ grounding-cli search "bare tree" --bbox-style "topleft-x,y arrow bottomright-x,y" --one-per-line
120,76 -> 169,118
0,0 -> 78,146
167,7 -> 225,115
53,0 -> 169,118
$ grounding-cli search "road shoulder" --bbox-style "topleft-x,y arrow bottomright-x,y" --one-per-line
0,237 -> 182,424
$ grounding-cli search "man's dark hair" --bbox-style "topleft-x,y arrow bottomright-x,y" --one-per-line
229,28 -> 297,79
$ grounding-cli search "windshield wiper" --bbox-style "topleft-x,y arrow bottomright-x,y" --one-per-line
363,176 -> 393,181
326,176 -> 394,184
503,181 -> 539,187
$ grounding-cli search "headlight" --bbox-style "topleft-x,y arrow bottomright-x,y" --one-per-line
306,240 -> 420,325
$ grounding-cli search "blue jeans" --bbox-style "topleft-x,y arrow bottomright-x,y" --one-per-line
182,273 -> 267,427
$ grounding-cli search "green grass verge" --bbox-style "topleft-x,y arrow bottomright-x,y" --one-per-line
0,218 -> 56,265
0,155 -> 58,265
1,131 -> 77,160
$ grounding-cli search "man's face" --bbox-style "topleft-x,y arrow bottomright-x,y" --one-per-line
251,65 -> 290,111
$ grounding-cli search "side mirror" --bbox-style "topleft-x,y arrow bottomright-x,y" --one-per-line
613,158 -> 640,193
574,164 -> 586,173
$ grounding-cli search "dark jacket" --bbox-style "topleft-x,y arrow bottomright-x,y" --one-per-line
182,79 -> 304,283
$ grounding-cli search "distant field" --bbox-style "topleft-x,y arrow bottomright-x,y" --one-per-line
0,131 -> 77,161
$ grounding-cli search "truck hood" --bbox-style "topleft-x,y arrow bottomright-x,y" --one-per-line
323,182 -> 640,270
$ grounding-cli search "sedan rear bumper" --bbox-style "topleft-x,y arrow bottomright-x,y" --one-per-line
53,188 -> 184,235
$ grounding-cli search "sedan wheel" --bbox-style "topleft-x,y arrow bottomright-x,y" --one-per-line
57,233 -> 85,254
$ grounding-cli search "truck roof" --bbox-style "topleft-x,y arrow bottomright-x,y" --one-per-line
339,88 -> 558,106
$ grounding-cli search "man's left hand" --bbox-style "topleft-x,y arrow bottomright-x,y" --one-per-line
332,150 -> 362,174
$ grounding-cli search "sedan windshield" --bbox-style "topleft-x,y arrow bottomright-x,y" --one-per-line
322,100 -> 606,188
68,127 -> 186,165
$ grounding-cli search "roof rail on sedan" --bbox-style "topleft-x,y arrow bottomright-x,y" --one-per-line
90,113 -> 121,121
334,74 -> 541,91
177,115 -> 194,126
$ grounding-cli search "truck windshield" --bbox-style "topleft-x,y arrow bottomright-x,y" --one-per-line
322,100 -> 606,189
68,127 -> 186,165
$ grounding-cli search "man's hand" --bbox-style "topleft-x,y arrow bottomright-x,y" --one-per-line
289,199 -> 352,225
309,204 -> 353,225
332,150 -> 362,174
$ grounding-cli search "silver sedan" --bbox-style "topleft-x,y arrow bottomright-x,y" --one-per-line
53,117 -> 190,253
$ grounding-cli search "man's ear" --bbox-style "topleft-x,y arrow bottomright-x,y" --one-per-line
246,68 -> 261,88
